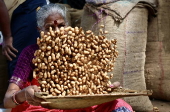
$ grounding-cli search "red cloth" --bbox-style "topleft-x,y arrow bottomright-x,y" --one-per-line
12,99 -> 133,112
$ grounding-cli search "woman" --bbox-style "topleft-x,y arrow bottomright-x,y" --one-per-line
3,4 -> 133,112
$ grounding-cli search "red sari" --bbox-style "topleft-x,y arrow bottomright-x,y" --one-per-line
12,99 -> 133,112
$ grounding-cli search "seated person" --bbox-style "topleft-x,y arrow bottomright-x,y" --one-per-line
3,3 -> 133,112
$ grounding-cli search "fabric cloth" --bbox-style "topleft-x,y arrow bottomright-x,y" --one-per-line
11,99 -> 132,112
7,0 -> 47,78
10,44 -> 133,112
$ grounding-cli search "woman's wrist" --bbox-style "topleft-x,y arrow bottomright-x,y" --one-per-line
12,92 -> 21,105
14,90 -> 26,104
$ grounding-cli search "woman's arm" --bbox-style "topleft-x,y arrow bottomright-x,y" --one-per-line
3,83 -> 23,108
4,83 -> 43,108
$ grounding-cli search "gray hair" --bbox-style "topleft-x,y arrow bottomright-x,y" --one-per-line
37,3 -> 68,29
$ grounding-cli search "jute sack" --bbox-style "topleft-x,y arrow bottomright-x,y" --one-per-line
61,4 -> 82,27
68,8 -> 84,27
0,46 -> 9,104
145,0 -> 170,101
85,0 -> 157,5
81,1 -> 154,111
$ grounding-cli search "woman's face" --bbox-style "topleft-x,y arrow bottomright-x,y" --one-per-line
42,13 -> 66,33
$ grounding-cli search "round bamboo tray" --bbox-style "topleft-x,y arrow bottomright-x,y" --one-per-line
35,88 -> 152,109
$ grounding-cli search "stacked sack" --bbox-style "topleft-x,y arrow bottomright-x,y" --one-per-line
145,0 -> 170,101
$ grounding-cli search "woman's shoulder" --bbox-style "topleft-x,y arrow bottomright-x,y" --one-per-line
19,44 -> 39,58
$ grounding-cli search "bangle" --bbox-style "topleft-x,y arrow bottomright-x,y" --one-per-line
12,91 -> 21,105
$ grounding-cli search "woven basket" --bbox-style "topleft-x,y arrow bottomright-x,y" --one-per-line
35,89 -> 152,109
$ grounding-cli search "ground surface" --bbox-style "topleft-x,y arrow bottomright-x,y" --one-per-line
151,99 -> 170,112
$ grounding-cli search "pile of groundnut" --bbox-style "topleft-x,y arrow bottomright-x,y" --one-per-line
32,25 -> 118,96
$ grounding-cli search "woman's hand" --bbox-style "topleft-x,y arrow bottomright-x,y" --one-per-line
4,83 -> 43,108
23,85 -> 44,106
109,81 -> 120,88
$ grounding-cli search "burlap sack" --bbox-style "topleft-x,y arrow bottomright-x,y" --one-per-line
145,0 -> 170,101
0,46 -> 9,104
68,9 -> 84,27
81,1 -> 154,111
61,4 -> 82,27
85,0 -> 157,6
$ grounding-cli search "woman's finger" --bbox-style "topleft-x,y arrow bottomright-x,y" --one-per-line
110,81 -> 120,88
27,86 -> 44,102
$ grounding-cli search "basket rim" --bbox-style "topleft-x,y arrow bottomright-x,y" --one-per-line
35,90 -> 152,99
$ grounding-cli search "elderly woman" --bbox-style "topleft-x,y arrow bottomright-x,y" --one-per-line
3,3 -> 133,112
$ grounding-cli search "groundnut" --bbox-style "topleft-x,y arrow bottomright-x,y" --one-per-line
51,53 -> 55,61
50,88 -> 54,92
41,81 -> 47,84
33,26 -> 118,96
70,77 -> 77,81
51,70 -> 56,75
54,88 -> 61,94
52,92 -> 57,96
110,74 -> 114,79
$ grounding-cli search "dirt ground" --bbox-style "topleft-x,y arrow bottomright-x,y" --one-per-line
151,99 -> 170,112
